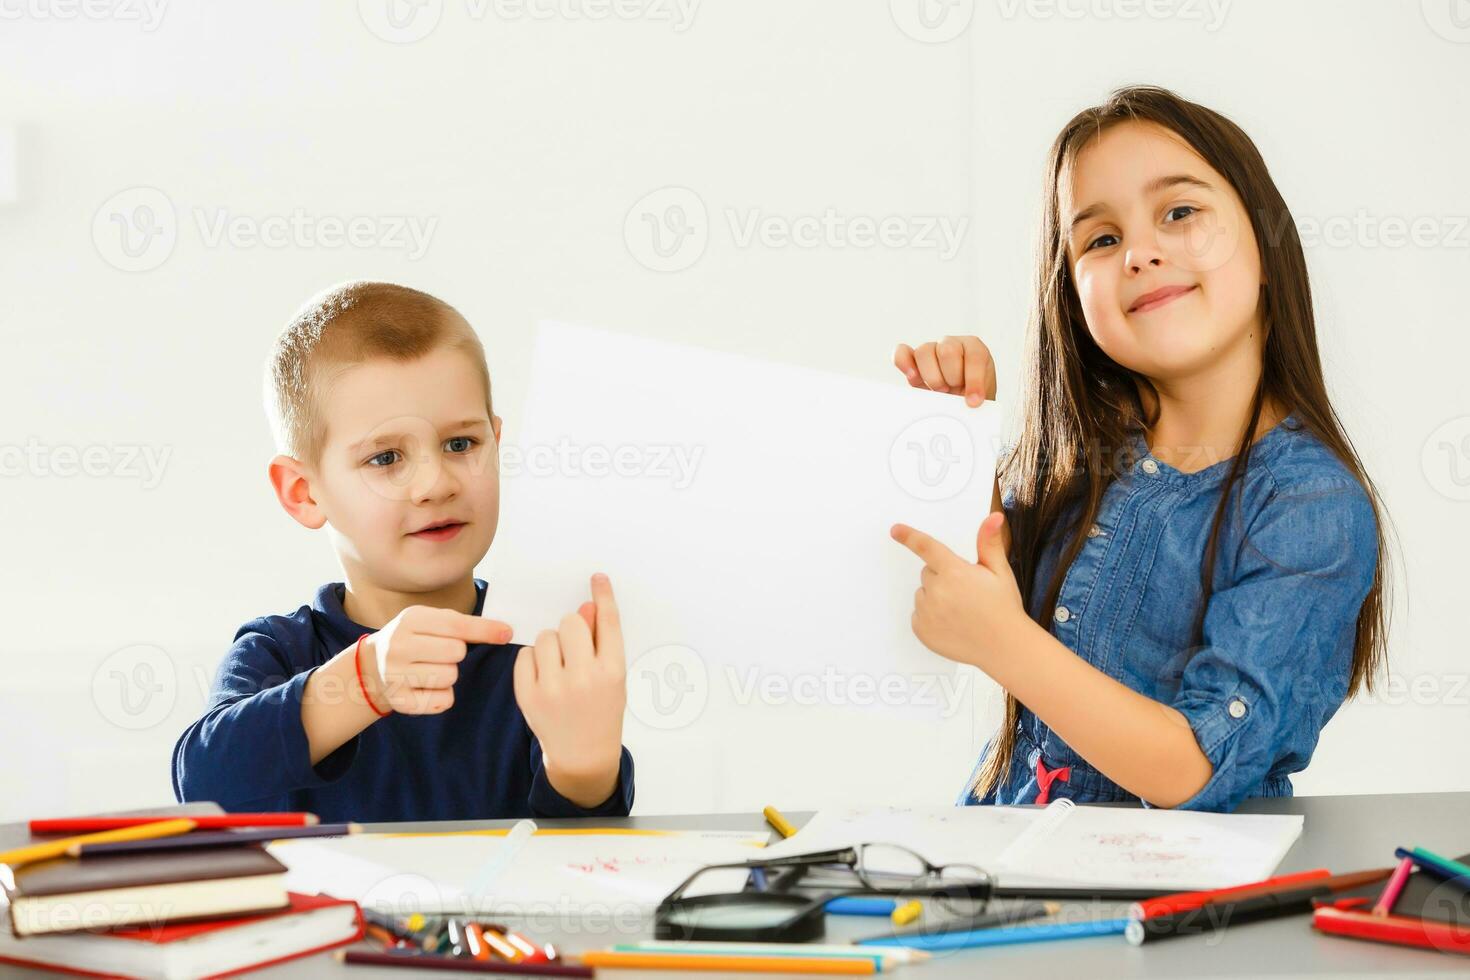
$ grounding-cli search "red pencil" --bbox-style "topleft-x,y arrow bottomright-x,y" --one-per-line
30,812 -> 318,834
1313,906 -> 1470,955
1129,868 -> 1333,920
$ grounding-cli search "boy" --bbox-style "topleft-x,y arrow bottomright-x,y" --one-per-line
172,282 -> 633,822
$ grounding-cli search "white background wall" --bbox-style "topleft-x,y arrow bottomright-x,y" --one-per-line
0,1 -> 1465,820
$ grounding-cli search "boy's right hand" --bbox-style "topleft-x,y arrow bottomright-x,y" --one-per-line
894,336 -> 997,407
361,606 -> 514,715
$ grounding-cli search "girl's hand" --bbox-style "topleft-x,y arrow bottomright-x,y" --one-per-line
891,512 -> 1025,670
894,335 -> 997,408
513,573 -> 628,807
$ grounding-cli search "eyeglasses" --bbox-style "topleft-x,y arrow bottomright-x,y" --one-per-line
655,843 -> 992,943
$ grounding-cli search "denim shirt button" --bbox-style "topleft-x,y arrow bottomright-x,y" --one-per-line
1054,605 -> 1071,624
1087,523 -> 1104,538
1228,697 -> 1248,719
1140,458 -> 1160,475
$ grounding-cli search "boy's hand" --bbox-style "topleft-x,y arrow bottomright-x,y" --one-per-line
363,606 -> 515,715
514,573 -> 628,808
894,335 -> 997,407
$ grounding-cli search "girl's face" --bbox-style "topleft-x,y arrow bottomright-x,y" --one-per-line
1063,120 -> 1265,384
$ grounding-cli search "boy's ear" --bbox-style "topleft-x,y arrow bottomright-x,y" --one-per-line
267,454 -> 327,530
491,414 -> 503,443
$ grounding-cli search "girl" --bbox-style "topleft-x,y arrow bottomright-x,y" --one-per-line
890,86 -> 1391,812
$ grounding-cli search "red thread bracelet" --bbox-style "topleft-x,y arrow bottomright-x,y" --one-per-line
355,633 -> 390,717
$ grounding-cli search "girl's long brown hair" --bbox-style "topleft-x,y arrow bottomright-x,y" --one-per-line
970,85 -> 1393,801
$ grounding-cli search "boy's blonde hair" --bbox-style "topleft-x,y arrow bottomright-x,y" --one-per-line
265,281 -> 493,467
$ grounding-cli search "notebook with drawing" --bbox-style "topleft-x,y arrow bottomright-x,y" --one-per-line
760,801 -> 1304,892
268,823 -> 769,915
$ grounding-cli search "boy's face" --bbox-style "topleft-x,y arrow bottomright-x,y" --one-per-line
303,340 -> 502,594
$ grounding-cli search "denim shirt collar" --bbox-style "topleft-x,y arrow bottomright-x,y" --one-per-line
1125,412 -> 1300,488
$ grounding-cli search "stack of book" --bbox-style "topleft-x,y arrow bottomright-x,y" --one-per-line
1313,846 -> 1470,956
0,804 -> 363,979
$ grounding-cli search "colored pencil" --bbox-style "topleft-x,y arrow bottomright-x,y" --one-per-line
580,951 -> 875,974
1126,868 -> 1393,945
1314,906 -> 1470,955
1129,868 -> 1332,920
616,942 -> 928,966
31,812 -> 317,833
762,805 -> 798,839
826,896 -> 897,916
855,901 -> 1054,943
0,818 -> 197,868
1373,857 -> 1415,916
870,916 -> 1130,951
338,950 -> 594,977
1399,846 -> 1470,886
890,900 -> 922,925
70,821 -> 361,856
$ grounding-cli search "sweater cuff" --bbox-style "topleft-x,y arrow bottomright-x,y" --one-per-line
529,747 -> 635,818
283,667 -> 361,788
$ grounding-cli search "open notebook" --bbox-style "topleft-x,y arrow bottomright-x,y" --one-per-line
268,824 -> 769,915
760,801 -> 1304,891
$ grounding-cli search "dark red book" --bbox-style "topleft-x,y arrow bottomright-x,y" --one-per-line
0,892 -> 363,979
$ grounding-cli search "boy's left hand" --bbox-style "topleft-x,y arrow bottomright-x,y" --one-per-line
513,573 -> 628,808
891,512 -> 1026,670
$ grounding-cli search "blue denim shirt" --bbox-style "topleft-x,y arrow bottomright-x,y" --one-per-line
959,413 -> 1378,812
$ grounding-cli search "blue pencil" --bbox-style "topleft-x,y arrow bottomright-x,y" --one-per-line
1396,847 -> 1470,886
825,896 -> 898,916
866,916 -> 1130,950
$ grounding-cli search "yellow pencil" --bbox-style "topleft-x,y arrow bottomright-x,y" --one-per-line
891,899 -> 922,926
762,805 -> 797,839
0,818 -> 197,869
580,951 -> 876,974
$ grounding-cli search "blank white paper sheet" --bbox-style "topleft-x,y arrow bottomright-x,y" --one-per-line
483,322 -> 1004,814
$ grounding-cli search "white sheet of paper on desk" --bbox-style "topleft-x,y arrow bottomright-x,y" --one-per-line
760,803 -> 1305,891
481,322 -> 1003,813
269,827 -> 768,914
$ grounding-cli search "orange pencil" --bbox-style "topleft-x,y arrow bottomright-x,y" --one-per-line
579,951 -> 876,974
364,924 -> 398,948
0,818 -> 197,869
465,923 -> 491,961
483,928 -> 524,962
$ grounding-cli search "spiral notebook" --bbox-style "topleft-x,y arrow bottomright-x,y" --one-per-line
761,800 -> 1304,892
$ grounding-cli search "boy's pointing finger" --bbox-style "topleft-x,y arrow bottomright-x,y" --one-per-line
591,573 -> 622,654
421,608 -> 514,645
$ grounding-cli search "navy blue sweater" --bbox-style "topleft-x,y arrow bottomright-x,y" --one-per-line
172,579 -> 635,823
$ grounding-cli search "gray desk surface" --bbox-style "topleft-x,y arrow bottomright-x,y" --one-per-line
12,792 -> 1470,979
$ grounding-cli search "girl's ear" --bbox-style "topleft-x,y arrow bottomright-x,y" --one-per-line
491,414 -> 504,443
